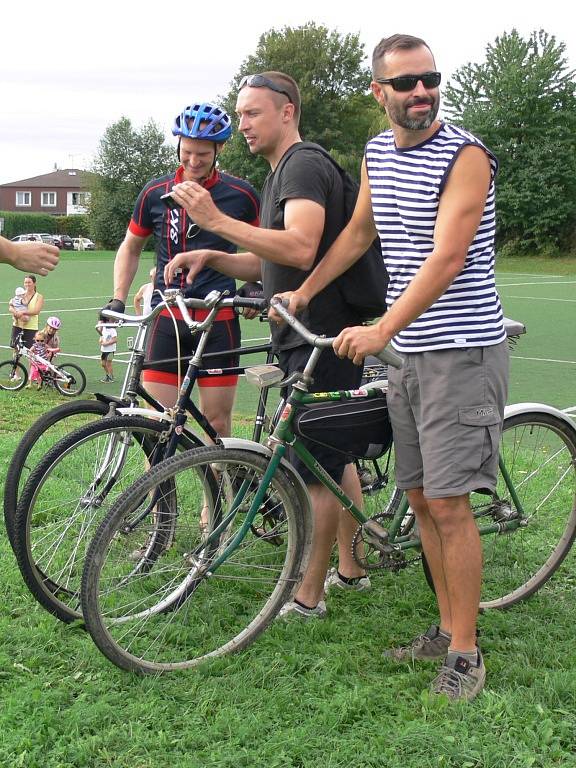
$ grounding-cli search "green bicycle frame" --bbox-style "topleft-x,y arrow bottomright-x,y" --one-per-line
201,374 -> 525,570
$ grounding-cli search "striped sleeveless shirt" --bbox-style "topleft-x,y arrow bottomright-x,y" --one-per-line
365,122 -> 505,353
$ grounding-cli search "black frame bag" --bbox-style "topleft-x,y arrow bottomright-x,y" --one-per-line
293,392 -> 393,460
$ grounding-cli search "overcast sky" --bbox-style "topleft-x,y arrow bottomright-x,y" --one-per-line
1,0 -> 574,185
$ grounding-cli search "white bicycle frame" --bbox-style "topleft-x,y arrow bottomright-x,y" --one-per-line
18,344 -> 72,384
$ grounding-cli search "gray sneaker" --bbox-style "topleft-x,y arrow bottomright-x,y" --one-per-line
383,624 -> 451,662
278,599 -> 327,620
324,567 -> 371,593
431,649 -> 486,701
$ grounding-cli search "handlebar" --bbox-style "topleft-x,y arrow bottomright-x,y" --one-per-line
269,297 -> 403,369
101,289 -> 268,331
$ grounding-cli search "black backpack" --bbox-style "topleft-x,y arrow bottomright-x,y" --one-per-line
273,141 -> 388,321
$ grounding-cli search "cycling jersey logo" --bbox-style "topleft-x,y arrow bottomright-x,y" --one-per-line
169,209 -> 180,244
167,209 -> 200,243
186,221 -> 200,239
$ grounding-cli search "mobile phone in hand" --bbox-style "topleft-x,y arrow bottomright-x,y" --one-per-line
160,192 -> 180,210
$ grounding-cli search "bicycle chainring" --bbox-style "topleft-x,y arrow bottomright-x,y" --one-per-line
351,513 -> 419,571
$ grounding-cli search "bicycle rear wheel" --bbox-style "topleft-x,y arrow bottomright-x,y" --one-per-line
421,412 -> 576,608
4,398 -> 110,548
13,415 -> 202,623
82,447 -> 313,674
54,363 -> 86,396
0,360 -> 27,391
478,411 -> 576,608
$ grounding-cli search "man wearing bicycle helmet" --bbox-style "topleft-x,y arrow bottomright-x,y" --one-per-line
105,102 -> 259,437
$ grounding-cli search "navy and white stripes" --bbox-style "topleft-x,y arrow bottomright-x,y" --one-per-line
366,122 -> 506,352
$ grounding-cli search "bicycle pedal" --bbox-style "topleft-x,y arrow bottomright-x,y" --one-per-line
361,519 -> 392,552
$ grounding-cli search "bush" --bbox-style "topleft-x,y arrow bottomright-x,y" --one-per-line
0,211 -> 90,240
0,211 -> 58,238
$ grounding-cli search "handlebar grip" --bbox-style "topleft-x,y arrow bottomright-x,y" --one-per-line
232,296 -> 268,312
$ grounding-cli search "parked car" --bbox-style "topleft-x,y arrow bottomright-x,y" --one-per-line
72,237 -> 95,251
11,234 -> 43,243
56,234 -> 74,250
35,233 -> 58,246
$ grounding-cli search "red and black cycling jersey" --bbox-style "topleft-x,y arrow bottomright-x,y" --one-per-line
129,166 -> 260,305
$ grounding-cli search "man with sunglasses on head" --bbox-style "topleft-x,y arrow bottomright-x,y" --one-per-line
274,35 -> 509,701
165,71 -> 371,620
104,102 -> 259,439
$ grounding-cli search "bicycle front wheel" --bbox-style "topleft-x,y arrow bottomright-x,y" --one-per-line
13,415 -> 202,623
0,360 -> 28,391
82,447 -> 313,674
478,411 -> 576,609
4,398 -> 110,548
54,363 -> 86,396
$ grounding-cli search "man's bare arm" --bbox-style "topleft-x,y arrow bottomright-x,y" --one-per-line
170,182 -> 325,270
164,249 -> 262,288
113,231 -> 147,303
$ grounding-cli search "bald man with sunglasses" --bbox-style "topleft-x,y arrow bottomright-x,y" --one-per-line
165,71 -> 372,620
274,35 -> 509,702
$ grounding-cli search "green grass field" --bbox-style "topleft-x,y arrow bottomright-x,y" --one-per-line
0,253 -> 575,767
1,251 -> 574,412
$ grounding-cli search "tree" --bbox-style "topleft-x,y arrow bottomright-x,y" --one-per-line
219,23 -> 386,189
443,29 -> 576,254
89,118 -> 174,249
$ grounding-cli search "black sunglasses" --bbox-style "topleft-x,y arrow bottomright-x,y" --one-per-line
238,74 -> 293,103
375,71 -> 441,92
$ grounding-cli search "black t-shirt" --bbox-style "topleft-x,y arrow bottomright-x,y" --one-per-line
260,146 -> 362,350
129,167 -> 260,306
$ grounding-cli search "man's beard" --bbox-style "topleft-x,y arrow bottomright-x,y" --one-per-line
387,94 -> 439,131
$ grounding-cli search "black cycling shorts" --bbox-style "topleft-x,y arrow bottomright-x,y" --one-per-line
143,307 -> 241,388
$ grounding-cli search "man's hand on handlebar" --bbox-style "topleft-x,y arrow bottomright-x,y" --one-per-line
333,324 -> 391,367
268,290 -> 310,324
101,298 -> 126,318
236,281 -> 264,320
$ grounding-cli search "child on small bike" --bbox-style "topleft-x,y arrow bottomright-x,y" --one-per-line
43,316 -> 62,362
28,330 -> 50,389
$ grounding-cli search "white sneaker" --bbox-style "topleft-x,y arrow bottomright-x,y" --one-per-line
277,599 -> 327,619
324,567 -> 371,593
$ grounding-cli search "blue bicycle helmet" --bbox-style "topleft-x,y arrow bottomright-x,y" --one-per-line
172,103 -> 232,142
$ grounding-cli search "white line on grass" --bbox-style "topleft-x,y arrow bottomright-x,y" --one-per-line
502,296 -> 576,303
511,355 -> 576,365
498,273 -> 562,278
0,306 -> 113,319
35,296 -> 112,302
497,280 -> 576,288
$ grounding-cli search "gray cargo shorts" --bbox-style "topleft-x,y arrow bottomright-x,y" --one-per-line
386,342 -> 509,499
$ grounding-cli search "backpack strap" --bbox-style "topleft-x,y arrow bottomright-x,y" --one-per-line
272,141 -> 342,208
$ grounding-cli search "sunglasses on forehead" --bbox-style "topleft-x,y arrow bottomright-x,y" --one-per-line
238,74 -> 293,103
375,71 -> 441,92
